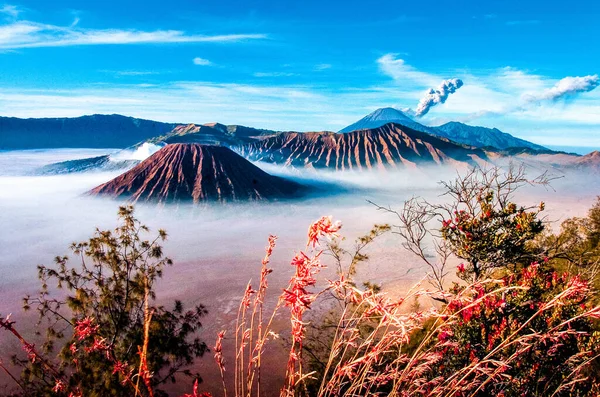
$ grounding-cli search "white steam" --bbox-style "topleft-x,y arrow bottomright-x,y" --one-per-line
414,78 -> 464,118
110,142 -> 164,162
525,75 -> 599,103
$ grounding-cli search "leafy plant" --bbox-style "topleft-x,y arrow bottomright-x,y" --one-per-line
4,206 -> 207,396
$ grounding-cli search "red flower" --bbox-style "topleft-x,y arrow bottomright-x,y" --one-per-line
180,379 -> 212,397
307,216 -> 341,247
438,330 -> 451,342
84,337 -> 109,353
73,317 -> 98,341
241,283 -> 256,309
457,263 -> 465,273
214,330 -> 225,372
112,360 -> 129,375
52,380 -> 67,393
462,308 -> 474,322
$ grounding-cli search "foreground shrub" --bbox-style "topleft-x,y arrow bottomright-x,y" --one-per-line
194,213 -> 600,396
1,206 -> 207,396
429,265 -> 600,396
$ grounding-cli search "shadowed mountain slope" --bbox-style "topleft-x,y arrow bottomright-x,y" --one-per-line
433,122 -> 547,151
0,114 -> 177,149
89,144 -> 305,203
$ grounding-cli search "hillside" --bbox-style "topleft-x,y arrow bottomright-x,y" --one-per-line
0,114 -> 177,149
148,123 -> 273,147
566,150 -> 600,171
433,122 -> 547,151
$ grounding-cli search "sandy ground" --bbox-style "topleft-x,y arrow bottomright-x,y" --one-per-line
1,149 -> 599,395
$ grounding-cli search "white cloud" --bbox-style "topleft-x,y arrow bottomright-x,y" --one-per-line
193,57 -> 211,66
528,75 -> 599,102
376,54 -> 440,86
0,18 -> 267,49
506,20 -> 541,26
253,72 -> 297,77
120,71 -> 159,76
0,4 -> 20,19
494,67 -> 547,93
314,63 -> 332,71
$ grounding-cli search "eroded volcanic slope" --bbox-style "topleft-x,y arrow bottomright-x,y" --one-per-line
89,144 -> 304,203
237,122 -> 490,170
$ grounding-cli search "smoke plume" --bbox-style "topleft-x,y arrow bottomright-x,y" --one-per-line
526,75 -> 599,103
414,78 -> 464,117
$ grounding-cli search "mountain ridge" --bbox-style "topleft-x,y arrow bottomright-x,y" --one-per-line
433,121 -> 547,151
0,114 -> 178,149
237,122 -> 490,171
338,107 -> 547,151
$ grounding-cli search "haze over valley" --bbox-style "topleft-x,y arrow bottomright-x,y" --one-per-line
1,1 -> 600,395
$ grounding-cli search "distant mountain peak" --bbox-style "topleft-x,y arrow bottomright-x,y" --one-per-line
367,107 -> 412,120
339,107 -> 431,134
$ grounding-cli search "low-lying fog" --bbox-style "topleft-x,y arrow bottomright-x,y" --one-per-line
1,149 -> 599,394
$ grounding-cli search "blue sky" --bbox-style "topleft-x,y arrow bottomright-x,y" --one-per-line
1,0 -> 599,147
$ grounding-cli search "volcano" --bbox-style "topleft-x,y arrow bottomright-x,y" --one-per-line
339,107 -> 432,134
237,123 -> 489,171
89,144 -> 305,203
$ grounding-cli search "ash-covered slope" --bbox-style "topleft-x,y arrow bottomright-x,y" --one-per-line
237,122 -> 489,171
89,144 -> 305,203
